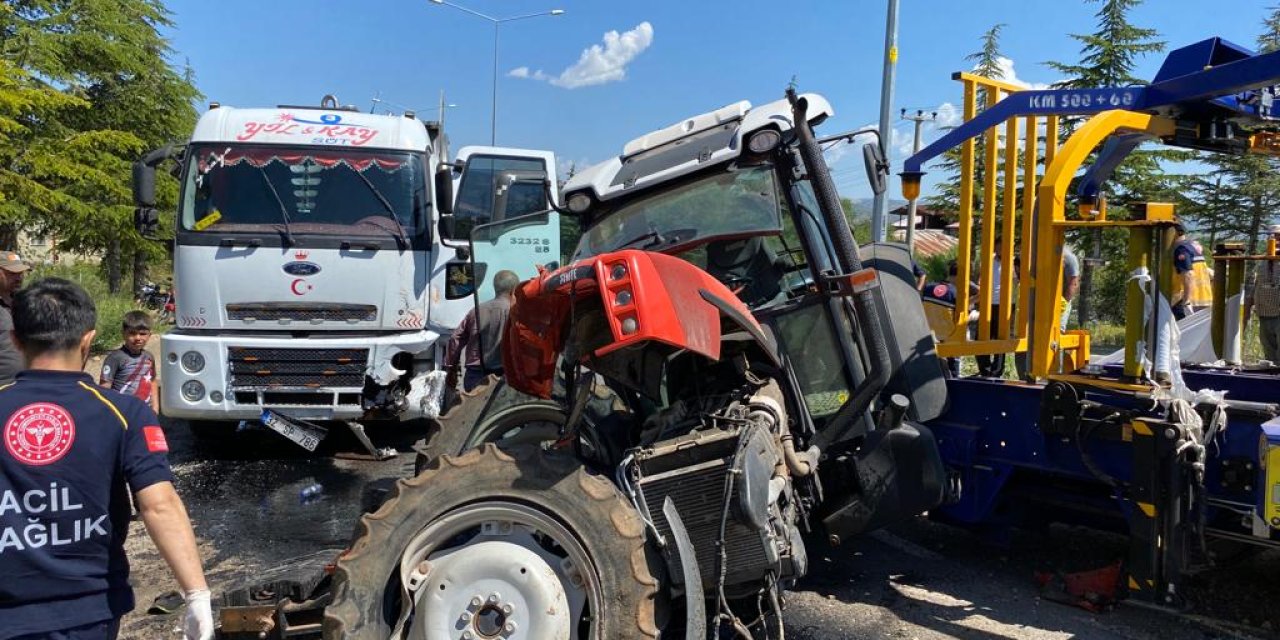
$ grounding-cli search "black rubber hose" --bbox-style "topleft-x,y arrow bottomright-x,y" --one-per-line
787,89 -> 892,447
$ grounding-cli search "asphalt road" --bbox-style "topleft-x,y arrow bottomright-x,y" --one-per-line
116,417 -> 1278,640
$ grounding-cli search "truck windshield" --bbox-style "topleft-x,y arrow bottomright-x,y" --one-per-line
573,165 -> 783,260
180,144 -> 427,237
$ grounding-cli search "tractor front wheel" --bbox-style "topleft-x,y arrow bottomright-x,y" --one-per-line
324,444 -> 663,639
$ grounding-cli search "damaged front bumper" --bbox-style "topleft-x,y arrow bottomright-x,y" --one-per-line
159,329 -> 440,421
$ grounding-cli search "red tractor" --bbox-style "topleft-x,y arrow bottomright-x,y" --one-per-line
323,90 -> 949,639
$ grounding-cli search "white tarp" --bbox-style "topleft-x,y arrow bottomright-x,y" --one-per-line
1094,306 -> 1216,366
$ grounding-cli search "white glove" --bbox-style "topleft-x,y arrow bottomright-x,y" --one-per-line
183,588 -> 215,640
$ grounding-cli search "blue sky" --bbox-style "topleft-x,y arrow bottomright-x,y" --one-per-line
163,0 -> 1277,201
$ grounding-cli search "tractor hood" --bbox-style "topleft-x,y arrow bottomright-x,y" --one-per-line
173,243 -> 430,331
503,249 -> 779,399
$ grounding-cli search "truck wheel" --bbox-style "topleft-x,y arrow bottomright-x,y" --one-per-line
324,444 -> 663,639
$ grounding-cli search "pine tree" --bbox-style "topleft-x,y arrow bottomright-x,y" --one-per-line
925,24 -> 1006,216
0,0 -> 199,292
1044,0 -> 1167,326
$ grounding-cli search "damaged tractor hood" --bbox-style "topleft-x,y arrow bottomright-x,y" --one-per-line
503,249 -> 779,399
173,243 -> 430,331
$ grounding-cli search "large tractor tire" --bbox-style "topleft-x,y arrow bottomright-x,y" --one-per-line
413,377 -> 562,474
324,443 -> 662,639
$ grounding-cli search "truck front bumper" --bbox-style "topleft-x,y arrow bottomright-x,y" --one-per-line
159,330 -> 439,421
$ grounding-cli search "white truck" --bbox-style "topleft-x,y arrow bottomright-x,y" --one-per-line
132,95 -> 559,440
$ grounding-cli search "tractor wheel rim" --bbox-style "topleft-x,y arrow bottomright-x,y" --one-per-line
401,501 -> 597,640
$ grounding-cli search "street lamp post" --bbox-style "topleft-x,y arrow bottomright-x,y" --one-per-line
429,0 -> 564,145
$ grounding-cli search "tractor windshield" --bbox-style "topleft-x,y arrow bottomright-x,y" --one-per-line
573,165 -> 783,260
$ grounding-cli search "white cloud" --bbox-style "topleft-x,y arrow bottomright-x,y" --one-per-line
989,57 -> 1052,90
934,102 -> 961,129
512,22 -> 654,90
507,66 -> 549,81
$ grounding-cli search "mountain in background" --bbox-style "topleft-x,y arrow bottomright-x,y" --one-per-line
843,198 -> 907,220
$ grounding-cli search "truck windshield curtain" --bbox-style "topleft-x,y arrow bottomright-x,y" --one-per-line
180,145 -> 427,237
573,165 -> 783,260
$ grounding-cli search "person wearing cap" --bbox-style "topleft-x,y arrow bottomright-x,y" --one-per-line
0,251 -> 31,384
1169,221 -> 1213,320
1244,224 -> 1280,363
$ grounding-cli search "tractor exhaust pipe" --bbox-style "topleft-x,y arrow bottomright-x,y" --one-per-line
787,89 -> 892,445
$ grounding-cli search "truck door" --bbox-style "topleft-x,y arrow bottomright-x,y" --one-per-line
445,147 -> 560,301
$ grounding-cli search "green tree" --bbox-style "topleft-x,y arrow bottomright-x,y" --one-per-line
1169,6 -> 1280,315
926,23 -> 1006,216
1045,0 -> 1167,325
0,0 -> 199,293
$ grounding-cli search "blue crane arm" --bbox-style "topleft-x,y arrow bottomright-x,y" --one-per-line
1076,134 -> 1147,202
902,38 -> 1280,181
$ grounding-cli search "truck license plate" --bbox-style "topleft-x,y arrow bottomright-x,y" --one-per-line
262,410 -> 323,452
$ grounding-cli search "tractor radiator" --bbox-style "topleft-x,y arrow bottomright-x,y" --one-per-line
635,428 -> 774,590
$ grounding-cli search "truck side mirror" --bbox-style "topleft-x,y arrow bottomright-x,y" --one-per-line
444,262 -> 474,300
133,160 -> 157,208
135,207 -> 160,238
863,142 -> 888,196
435,165 -> 456,239
435,165 -> 454,215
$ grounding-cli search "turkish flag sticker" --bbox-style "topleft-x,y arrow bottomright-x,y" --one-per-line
143,425 -> 169,453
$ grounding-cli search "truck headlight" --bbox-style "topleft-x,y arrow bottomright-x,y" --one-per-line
181,351 -> 205,373
181,380 -> 205,402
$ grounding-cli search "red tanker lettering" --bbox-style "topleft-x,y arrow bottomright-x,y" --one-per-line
352,128 -> 377,146
237,122 -> 300,141
237,121 -> 267,141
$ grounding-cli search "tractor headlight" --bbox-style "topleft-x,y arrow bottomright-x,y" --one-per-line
566,192 -> 592,214
181,351 -> 205,373
746,128 -> 783,154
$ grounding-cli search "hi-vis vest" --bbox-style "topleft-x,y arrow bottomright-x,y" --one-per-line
1172,239 -> 1213,307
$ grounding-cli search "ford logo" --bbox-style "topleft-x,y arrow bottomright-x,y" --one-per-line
283,261 -> 321,276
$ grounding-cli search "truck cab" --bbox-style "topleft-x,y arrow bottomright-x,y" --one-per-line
136,97 -> 557,424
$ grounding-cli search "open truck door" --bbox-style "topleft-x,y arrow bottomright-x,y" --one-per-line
440,146 -> 559,304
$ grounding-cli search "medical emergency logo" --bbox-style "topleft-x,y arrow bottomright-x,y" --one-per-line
4,403 -> 76,466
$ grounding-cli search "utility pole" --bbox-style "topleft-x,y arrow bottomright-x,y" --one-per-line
901,108 -> 935,252
429,0 -> 564,146
872,0 -> 900,243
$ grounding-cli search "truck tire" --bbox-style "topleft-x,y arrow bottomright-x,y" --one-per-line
325,444 -> 663,640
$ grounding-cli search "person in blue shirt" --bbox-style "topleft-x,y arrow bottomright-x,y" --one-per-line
0,278 -> 212,640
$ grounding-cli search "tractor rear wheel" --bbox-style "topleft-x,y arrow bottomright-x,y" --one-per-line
324,444 -> 662,639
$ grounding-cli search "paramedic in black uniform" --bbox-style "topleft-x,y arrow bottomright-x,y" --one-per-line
0,278 -> 212,640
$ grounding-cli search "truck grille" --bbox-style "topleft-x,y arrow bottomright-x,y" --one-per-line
226,303 -> 377,322
228,347 -> 368,389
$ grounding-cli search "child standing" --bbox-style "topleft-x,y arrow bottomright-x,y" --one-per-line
100,309 -> 160,412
